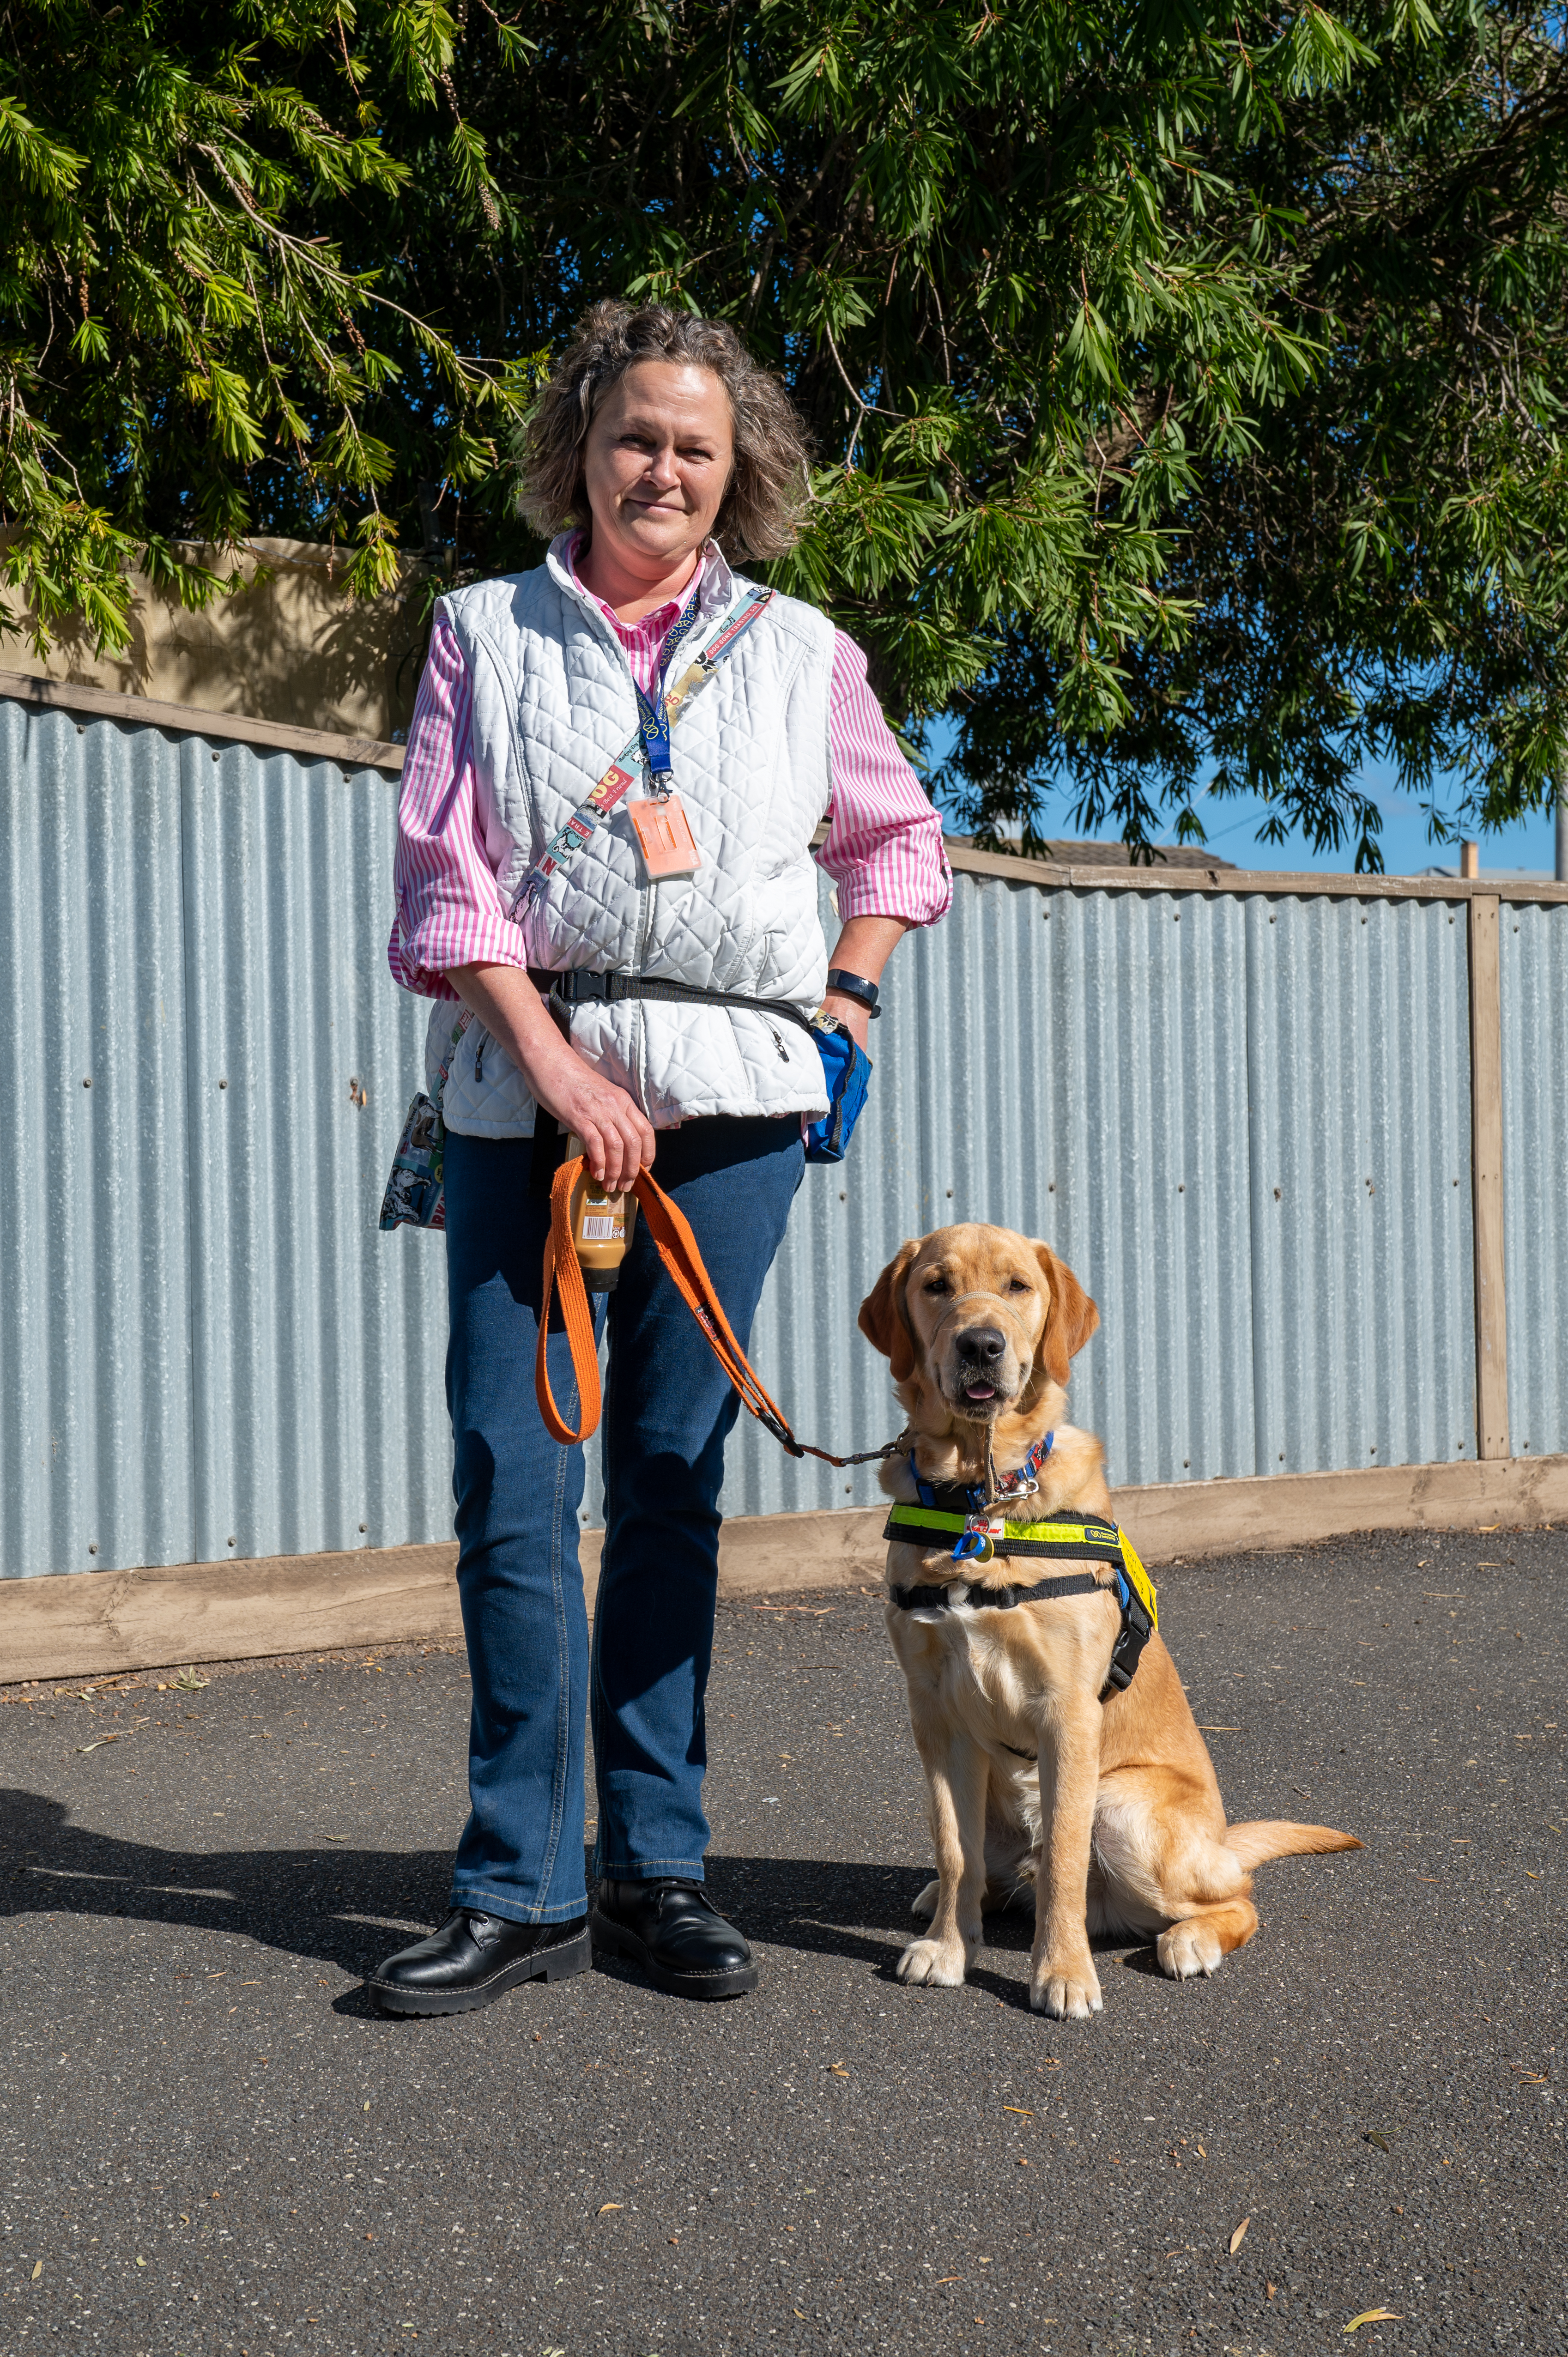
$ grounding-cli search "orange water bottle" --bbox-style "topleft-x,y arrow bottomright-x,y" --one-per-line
564,1134 -> 638,1291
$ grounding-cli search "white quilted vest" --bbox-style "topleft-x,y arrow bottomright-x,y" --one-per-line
425,538 -> 835,1137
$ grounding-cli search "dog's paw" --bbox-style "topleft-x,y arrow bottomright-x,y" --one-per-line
1157,1920 -> 1224,1980
910,1878 -> 940,1921
1030,1959 -> 1103,2019
896,1936 -> 969,1987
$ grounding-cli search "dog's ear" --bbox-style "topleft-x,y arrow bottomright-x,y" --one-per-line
858,1240 -> 922,1381
1034,1243 -> 1099,1389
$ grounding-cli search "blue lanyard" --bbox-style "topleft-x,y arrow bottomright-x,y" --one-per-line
634,573 -> 707,784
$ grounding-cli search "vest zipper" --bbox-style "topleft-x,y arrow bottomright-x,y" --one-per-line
578,580 -> 658,1115
635,875 -> 656,1113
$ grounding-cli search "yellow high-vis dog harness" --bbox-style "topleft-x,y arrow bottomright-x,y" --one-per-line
884,1478 -> 1158,1696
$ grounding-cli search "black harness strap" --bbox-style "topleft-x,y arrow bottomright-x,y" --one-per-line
888,1569 -> 1108,1613
886,1534 -> 1156,1700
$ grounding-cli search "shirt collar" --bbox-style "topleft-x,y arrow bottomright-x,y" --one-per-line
547,530 -> 738,635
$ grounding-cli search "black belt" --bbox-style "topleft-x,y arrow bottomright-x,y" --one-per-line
528,967 -> 817,1039
523,968 -> 817,1197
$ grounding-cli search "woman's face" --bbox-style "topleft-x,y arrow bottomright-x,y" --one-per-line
581,361 -> 735,579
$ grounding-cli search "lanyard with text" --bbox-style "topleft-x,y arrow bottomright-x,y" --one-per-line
511,585 -> 773,913
633,573 -> 706,787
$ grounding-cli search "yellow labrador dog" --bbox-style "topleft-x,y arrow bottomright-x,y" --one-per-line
859,1223 -> 1359,2020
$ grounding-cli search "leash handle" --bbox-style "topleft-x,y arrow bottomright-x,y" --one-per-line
535,1155 -> 895,1468
534,1157 -> 605,1445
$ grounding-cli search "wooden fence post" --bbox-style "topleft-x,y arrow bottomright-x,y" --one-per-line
1467,892 -> 1509,1459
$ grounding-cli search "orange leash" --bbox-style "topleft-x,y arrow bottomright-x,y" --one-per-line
535,1155 -> 897,1470
535,1158 -> 604,1445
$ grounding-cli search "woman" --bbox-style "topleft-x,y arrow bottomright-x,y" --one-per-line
372,302 -> 950,2014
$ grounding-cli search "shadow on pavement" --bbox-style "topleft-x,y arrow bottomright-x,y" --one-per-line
0,1789 -> 453,1981
707,1849 -> 1153,2008
0,1799 -> 940,1984
3,1798 -> 1158,2012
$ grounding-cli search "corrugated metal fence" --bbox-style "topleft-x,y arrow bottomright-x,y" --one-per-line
2,683 -> 1564,1580
1501,900 -> 1568,1460
0,695 -> 449,1582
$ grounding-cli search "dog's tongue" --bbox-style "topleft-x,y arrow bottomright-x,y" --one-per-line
963,1382 -> 997,1402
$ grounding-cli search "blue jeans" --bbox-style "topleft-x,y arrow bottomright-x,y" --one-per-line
442,1115 -> 805,1924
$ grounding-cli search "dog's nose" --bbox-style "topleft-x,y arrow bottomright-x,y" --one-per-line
959,1327 -> 1006,1365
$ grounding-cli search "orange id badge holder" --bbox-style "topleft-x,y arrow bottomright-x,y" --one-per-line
627,793 -> 702,882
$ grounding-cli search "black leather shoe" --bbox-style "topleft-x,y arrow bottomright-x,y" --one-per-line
368,1909 -> 589,2016
591,1878 -> 758,2000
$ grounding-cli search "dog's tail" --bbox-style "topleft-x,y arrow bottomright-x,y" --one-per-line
1224,1819 -> 1363,1870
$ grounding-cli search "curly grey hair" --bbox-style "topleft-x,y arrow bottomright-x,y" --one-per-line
518,302 -> 812,561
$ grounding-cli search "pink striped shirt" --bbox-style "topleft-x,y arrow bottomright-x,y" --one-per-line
388,544 -> 950,998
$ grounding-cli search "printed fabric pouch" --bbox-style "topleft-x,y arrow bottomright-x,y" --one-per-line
805,1017 -> 872,1164
377,1013 -> 472,1233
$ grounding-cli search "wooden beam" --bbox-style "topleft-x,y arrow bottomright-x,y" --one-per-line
0,667 -> 404,775
1467,894 -> 1510,1459
5,1454 -> 1564,1685
938,840 -> 1568,906
940,842 -> 1568,907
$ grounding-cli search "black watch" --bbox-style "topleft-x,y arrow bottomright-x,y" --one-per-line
825,968 -> 881,1019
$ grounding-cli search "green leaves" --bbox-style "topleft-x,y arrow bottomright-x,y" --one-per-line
0,0 -> 523,650
1263,1 -> 1379,97
6,0 -> 1567,860
0,92 -> 85,198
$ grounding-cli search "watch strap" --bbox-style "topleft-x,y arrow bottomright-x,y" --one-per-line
825,968 -> 882,1018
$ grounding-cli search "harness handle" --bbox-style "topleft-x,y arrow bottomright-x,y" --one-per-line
535,1154 -> 898,1469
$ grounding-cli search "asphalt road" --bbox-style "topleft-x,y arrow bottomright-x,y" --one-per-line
0,1526 -> 1562,2357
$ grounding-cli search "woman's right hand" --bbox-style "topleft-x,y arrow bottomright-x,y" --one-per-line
445,962 -> 656,1192
527,1029 -> 656,1194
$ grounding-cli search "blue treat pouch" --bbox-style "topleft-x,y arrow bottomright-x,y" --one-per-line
805,1017 -> 872,1164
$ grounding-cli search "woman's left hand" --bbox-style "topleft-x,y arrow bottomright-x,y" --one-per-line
820,993 -> 872,1055
822,912 -> 908,1054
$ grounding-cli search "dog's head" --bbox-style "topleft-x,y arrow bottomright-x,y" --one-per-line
857,1223 -> 1099,1429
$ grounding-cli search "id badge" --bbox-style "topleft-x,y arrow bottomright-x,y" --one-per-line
628,794 -> 702,882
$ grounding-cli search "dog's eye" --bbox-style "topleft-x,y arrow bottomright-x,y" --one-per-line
1007,1277 -> 1031,1293
924,1275 -> 950,1296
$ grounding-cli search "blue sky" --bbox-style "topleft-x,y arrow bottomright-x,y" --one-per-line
928,728 -> 1561,879
1166,761 -> 1559,878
